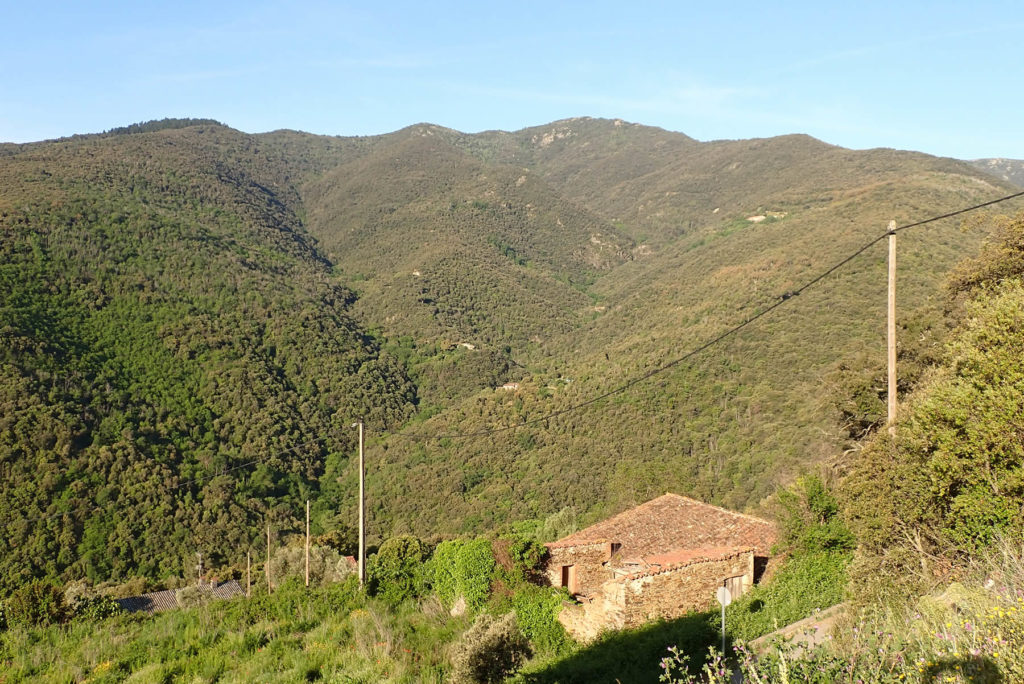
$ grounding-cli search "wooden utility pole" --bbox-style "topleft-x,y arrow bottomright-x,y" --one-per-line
305,499 -> 311,588
353,420 -> 366,588
266,523 -> 272,594
246,551 -> 251,598
887,220 -> 897,437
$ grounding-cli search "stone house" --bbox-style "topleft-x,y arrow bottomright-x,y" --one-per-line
544,493 -> 776,640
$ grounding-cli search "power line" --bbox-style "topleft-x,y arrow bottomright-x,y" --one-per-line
18,188 -> 1024,522
395,188 -> 1024,442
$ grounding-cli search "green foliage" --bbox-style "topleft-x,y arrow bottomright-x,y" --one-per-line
63,582 -> 123,621
455,539 -> 497,611
269,543 -> 354,587
314,525 -> 359,556
431,540 -> 463,608
0,576 -> 468,682
5,580 -> 69,627
0,124 -> 416,593
1,117 -> 1014,599
450,612 -> 531,684
509,584 -> 573,656
103,118 -> 223,136
522,610 -> 719,683
775,475 -> 854,554
724,551 -> 850,641
844,213 -> 1024,573
500,534 -> 547,583
688,542 -> 1024,683
174,585 -> 212,609
430,538 -> 496,612
367,535 -> 428,605
71,595 -> 123,621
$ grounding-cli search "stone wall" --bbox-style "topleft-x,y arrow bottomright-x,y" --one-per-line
556,550 -> 754,640
544,542 -> 610,597
619,551 -> 752,628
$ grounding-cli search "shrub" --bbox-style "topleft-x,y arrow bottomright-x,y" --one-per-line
510,583 -> 573,655
269,543 -> 354,587
314,525 -> 358,556
6,580 -> 69,627
367,535 -> 428,605
432,540 -> 462,607
431,538 -> 497,611
175,585 -> 211,608
775,475 -> 854,554
450,612 -> 531,684
63,579 -> 123,621
455,539 -> 496,610
496,534 -> 546,583
725,551 -> 850,641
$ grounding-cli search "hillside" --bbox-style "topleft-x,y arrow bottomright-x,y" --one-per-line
0,123 -> 415,591
972,157 -> 1024,187
1,117 -> 1021,592
327,119 -> 1019,533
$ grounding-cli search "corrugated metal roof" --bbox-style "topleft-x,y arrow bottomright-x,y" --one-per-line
115,580 -> 245,614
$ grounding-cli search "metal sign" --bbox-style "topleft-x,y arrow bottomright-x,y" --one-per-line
716,585 -> 732,654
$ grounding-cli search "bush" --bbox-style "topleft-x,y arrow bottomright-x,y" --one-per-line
495,534 -> 546,583
175,585 -> 211,608
456,539 -> 496,610
775,475 -> 854,554
725,551 -> 850,641
431,538 -> 497,612
6,580 -> 69,627
432,540 -> 462,607
63,579 -> 123,621
269,543 -> 354,587
367,535 -> 428,605
450,612 -> 531,684
314,526 -> 358,556
510,583 -> 573,655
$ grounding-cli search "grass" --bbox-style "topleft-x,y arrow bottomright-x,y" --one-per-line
0,579 -> 467,683
656,536 -> 1024,683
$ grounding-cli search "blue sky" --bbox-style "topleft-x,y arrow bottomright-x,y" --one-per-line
2,1 -> 1021,159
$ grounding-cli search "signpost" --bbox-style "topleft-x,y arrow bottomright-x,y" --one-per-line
716,585 -> 732,655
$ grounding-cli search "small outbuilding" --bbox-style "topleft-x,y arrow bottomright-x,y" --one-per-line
544,493 -> 776,640
114,579 -> 245,614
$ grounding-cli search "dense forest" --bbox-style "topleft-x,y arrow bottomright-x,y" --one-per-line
1,117 -> 1021,598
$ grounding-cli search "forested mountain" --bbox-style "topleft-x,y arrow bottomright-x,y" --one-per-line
1,117 -> 1019,592
0,123 -> 416,591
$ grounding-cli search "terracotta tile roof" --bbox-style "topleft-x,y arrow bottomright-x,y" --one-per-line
642,546 -> 748,568
546,493 -> 775,557
621,546 -> 752,581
